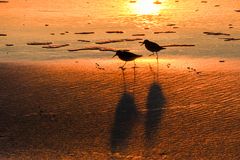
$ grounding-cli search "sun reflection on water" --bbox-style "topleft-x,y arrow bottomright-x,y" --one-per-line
129,0 -> 166,15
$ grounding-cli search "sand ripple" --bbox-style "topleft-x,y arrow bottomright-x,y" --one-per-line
0,60 -> 239,159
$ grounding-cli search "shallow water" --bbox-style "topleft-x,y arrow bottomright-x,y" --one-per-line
0,0 -> 240,61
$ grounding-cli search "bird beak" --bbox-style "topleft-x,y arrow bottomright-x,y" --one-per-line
140,42 -> 144,46
112,54 -> 116,58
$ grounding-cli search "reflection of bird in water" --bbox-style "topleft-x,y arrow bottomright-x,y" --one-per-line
145,53 -> 166,148
112,50 -> 142,69
141,39 -> 165,58
120,64 -> 137,95
145,82 -> 165,148
110,66 -> 138,153
110,91 -> 138,152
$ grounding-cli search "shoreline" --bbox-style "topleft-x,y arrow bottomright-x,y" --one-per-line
1,55 -> 240,71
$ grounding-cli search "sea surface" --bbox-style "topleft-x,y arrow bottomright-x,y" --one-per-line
0,0 -> 240,61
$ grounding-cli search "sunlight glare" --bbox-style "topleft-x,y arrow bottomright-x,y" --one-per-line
130,0 -> 165,15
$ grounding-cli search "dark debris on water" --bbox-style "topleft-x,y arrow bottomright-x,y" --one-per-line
68,46 -> 129,52
132,34 -> 145,36
74,32 -> 95,34
5,44 -> 14,46
95,38 -> 142,44
78,40 -> 91,42
219,38 -> 240,41
27,42 -> 53,45
154,31 -> 176,34
0,33 -> 7,36
106,31 -> 124,34
42,44 -> 70,49
203,32 -> 230,36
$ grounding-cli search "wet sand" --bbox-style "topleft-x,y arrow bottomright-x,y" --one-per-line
0,58 -> 240,159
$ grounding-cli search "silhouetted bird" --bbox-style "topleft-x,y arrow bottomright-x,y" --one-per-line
113,50 -> 142,68
141,39 -> 166,57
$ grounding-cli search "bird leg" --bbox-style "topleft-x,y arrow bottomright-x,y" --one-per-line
133,60 -> 137,68
149,52 -> 155,56
119,61 -> 127,70
156,52 -> 159,59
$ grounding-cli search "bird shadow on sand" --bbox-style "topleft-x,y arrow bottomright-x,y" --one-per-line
110,68 -> 138,153
145,57 -> 166,147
